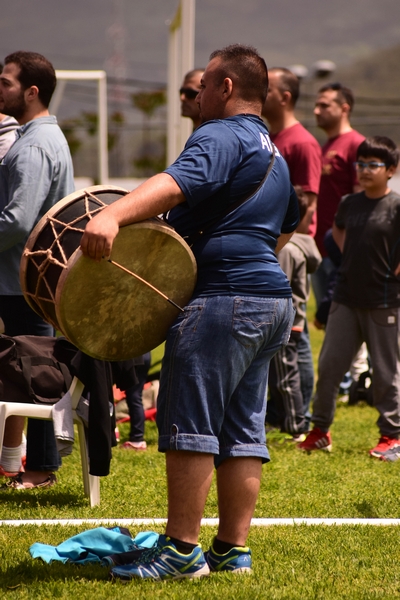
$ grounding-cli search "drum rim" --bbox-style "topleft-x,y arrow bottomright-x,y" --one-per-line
22,184 -> 129,256
19,185 -> 129,315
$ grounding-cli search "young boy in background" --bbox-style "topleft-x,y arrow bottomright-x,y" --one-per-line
267,187 -> 321,439
298,136 -> 400,458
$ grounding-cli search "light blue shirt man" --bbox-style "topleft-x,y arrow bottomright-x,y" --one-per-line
0,115 -> 74,294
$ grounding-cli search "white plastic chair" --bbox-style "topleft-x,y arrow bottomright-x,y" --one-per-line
0,376 -> 100,506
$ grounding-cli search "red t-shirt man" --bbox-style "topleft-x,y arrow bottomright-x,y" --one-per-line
271,123 -> 322,237
315,129 -> 365,256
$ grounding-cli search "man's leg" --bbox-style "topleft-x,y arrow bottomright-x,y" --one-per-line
163,453 -> 262,568
0,295 -> 61,484
312,303 -> 362,430
165,450 -> 214,543
158,296 -> 292,550
3,417 -> 24,447
363,308 -> 400,440
216,457 -> 262,546
268,331 -> 307,435
110,449 -> 214,581
124,352 -> 151,444
297,320 -> 314,428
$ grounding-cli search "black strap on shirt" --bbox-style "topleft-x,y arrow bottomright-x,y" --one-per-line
183,145 -> 276,247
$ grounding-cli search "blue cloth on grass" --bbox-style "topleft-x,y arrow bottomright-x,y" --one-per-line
29,527 -> 158,565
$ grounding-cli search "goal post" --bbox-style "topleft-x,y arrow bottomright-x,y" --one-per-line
50,70 -> 109,184
167,0 -> 196,165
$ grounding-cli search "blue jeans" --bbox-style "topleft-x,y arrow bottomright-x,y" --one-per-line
0,295 -> 61,471
297,321 -> 314,428
157,295 -> 294,467
125,352 -> 151,442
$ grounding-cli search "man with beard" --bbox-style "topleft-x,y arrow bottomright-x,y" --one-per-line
0,51 -> 74,488
262,67 -> 321,235
312,82 -> 364,305
0,64 -> 19,161
262,67 -> 322,432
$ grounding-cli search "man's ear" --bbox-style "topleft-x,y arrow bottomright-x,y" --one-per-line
25,85 -> 39,102
341,102 -> 351,117
282,90 -> 292,106
222,77 -> 233,99
387,164 -> 397,180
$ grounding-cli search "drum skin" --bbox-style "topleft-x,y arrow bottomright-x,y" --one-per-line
20,185 -> 197,361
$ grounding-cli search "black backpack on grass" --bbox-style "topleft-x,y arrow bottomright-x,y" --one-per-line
348,370 -> 373,407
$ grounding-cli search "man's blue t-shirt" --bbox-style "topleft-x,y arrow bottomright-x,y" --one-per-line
165,114 -> 299,298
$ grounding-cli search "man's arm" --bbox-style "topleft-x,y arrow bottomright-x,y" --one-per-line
332,223 -> 346,252
0,147 -> 53,252
276,231 -> 295,253
296,191 -> 317,234
80,173 -> 185,261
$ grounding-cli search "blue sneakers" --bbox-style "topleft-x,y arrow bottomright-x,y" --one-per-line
110,535 -> 210,581
205,541 -> 252,574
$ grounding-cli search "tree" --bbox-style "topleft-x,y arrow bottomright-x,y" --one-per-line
131,90 -> 167,177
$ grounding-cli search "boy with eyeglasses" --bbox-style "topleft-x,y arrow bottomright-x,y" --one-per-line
298,136 -> 400,459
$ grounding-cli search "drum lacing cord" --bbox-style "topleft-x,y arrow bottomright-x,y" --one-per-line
107,259 -> 185,312
23,248 -> 68,271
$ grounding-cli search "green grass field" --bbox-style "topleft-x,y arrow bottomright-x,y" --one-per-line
1,299 -> 400,598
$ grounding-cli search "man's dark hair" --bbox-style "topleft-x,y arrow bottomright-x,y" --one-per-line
270,67 -> 300,106
293,185 -> 308,221
357,136 -> 399,168
209,44 -> 268,104
4,51 -> 56,108
184,68 -> 204,81
318,82 -> 355,112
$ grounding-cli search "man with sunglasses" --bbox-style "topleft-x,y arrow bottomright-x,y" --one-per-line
179,68 -> 204,130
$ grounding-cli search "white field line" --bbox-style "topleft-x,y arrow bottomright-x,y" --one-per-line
2,518 -> 400,527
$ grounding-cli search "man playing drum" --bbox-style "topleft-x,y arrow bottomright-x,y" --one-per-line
0,52 -> 74,488
81,44 -> 299,580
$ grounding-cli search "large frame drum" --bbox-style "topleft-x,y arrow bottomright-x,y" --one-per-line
20,185 -> 197,360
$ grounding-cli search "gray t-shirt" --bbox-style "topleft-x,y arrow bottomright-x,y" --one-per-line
334,189 -> 400,308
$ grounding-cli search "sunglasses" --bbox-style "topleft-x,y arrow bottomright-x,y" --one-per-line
179,87 -> 199,100
353,161 -> 386,172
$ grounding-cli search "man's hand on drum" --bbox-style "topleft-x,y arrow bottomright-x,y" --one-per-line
80,212 -> 120,262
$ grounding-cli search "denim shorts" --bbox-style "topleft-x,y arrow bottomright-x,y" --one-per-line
156,295 -> 294,467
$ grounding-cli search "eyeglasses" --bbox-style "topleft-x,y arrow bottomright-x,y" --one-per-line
353,161 -> 386,172
179,87 -> 199,100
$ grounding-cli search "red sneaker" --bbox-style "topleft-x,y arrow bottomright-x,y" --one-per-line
369,436 -> 399,458
297,428 -> 332,452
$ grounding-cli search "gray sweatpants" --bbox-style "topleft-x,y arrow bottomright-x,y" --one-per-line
312,302 -> 400,437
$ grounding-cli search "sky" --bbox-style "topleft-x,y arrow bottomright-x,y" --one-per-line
1,0 -> 400,85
